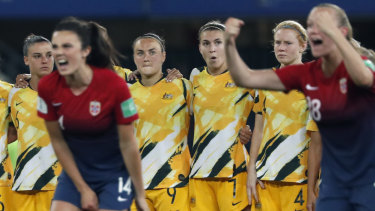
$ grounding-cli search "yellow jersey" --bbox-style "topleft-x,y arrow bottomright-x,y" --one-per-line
8,87 -> 61,191
0,81 -> 13,187
253,88 -> 318,183
130,76 -> 193,189
189,67 -> 256,178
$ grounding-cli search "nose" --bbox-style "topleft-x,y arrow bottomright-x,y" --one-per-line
41,55 -> 48,63
209,44 -> 216,53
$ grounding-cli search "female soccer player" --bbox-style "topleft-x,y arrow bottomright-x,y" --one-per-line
8,34 -> 61,211
242,20 -> 320,211
129,33 -> 192,211
225,3 -> 375,211
0,80 -> 15,211
189,21 -> 256,211
37,17 -> 148,211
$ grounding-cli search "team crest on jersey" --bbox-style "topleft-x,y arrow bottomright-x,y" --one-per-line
89,101 -> 101,116
225,81 -> 236,88
339,78 -> 347,94
162,93 -> 173,100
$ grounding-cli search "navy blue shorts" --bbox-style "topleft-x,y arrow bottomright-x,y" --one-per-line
317,181 -> 375,211
53,171 -> 134,210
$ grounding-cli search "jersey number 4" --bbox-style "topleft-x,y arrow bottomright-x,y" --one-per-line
118,177 -> 132,195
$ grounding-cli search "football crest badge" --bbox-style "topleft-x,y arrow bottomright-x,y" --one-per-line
90,101 -> 101,116
339,78 -> 347,94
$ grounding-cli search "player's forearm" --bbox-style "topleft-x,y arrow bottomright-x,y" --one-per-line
225,37 -> 254,88
331,30 -> 374,87
307,131 -> 322,195
118,125 -> 146,198
248,114 -> 263,169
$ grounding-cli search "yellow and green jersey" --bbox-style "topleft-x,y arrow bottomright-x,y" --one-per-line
253,87 -> 318,183
114,66 -> 133,82
189,67 -> 256,178
0,81 -> 13,187
130,76 -> 193,189
8,87 -> 61,191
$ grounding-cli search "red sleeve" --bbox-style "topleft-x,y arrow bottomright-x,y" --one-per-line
275,63 -> 307,91
37,76 -> 58,121
114,77 -> 138,124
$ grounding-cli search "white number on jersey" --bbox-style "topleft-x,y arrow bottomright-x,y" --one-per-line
306,97 -> 322,121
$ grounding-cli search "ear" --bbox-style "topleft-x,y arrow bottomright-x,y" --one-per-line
198,44 -> 203,55
162,51 -> 166,63
300,42 -> 308,53
340,26 -> 349,37
82,46 -> 92,58
24,56 -> 29,66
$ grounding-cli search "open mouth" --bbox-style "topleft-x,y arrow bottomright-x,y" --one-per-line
57,59 -> 68,66
311,38 -> 323,45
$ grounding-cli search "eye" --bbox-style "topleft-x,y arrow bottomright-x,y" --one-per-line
274,41 -> 281,45
202,41 -> 209,46
33,55 -> 41,59
150,50 -> 156,55
214,40 -> 222,45
136,51 -> 144,56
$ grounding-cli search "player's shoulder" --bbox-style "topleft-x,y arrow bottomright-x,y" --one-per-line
114,66 -> 132,75
39,71 -> 60,87
0,80 -> 13,91
94,66 -> 128,88
189,66 -> 206,81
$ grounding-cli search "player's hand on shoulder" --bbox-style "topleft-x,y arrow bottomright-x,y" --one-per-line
166,68 -> 183,82
14,74 -> 31,88
128,70 -> 140,81
239,125 -> 252,145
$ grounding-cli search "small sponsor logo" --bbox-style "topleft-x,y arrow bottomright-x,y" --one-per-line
306,84 -> 319,91
0,98 -> 5,103
52,102 -> 62,107
117,196 -> 127,202
339,78 -> 347,94
89,101 -> 101,116
232,201 -> 241,206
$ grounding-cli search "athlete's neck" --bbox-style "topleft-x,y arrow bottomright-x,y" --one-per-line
321,51 -> 343,77
207,64 -> 227,76
141,71 -> 163,87
29,76 -> 40,91
65,64 -> 93,95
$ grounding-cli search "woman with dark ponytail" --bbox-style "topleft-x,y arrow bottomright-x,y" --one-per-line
37,17 -> 148,211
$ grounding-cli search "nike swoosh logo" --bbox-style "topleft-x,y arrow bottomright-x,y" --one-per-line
306,84 -> 318,91
52,102 -> 62,107
194,86 -> 200,89
16,102 -> 22,106
232,201 -> 241,206
117,196 -> 127,202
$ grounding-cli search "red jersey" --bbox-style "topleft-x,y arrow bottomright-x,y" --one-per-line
37,66 -> 138,181
275,57 -> 375,186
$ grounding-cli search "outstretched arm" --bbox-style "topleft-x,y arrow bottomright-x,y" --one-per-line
224,17 -> 286,91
